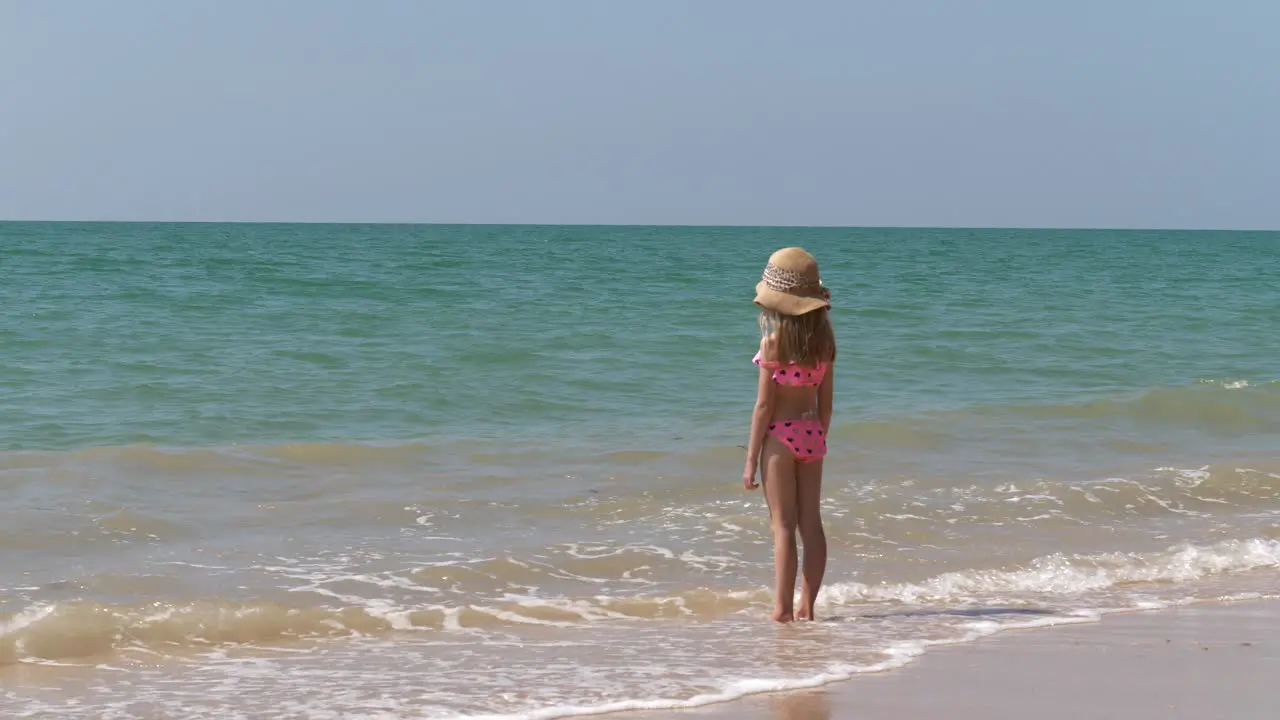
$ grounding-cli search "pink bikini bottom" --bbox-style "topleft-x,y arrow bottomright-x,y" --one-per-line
767,418 -> 827,463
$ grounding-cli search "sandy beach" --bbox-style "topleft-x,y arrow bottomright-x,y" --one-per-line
622,599 -> 1280,720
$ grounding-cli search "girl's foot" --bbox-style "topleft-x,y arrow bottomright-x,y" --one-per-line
796,595 -> 815,621
771,607 -> 794,623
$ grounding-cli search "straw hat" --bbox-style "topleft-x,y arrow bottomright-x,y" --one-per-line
754,247 -> 830,316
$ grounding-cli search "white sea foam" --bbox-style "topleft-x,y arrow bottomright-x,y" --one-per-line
420,607 -> 1178,720
821,537 -> 1280,606
6,538 -> 1279,719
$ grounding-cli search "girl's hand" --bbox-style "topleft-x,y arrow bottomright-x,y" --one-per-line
743,466 -> 759,490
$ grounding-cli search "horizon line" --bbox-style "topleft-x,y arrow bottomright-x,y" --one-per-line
1,219 -> 1277,233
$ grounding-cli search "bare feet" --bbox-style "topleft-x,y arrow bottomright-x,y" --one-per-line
771,607 -> 794,623
796,595 -> 816,621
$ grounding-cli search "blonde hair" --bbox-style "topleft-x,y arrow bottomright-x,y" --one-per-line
759,308 -> 836,366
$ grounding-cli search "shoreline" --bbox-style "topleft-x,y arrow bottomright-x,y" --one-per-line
616,596 -> 1280,720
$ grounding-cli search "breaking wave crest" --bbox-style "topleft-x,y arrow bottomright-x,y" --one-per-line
5,538 -> 1277,665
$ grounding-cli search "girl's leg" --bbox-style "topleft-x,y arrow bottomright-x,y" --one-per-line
795,459 -> 826,621
761,438 -> 798,623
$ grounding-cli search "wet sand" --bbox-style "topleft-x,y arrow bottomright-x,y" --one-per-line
624,598 -> 1280,720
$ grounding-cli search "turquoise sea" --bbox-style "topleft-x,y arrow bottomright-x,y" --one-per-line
2,223 -> 1279,719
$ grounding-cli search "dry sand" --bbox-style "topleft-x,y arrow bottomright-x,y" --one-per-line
621,599 -> 1280,720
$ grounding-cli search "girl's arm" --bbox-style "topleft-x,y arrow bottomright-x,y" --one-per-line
818,359 -> 835,434
743,338 -> 778,489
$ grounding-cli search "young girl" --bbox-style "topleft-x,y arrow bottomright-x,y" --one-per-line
742,247 -> 836,623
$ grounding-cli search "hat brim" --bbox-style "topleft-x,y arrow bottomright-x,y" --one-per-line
754,281 -> 830,316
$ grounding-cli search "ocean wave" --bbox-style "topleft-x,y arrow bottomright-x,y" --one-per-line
822,537 -> 1280,605
2,462 -> 1276,564
0,600 -> 392,664
828,381 -> 1280,443
0,591 -> 761,664
2,379 -> 1277,468
860,464 -> 1280,524
567,463 -> 1280,539
1011,382 -> 1280,428
5,537 -> 1276,666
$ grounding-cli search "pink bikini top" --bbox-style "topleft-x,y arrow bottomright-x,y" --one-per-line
753,351 -> 828,387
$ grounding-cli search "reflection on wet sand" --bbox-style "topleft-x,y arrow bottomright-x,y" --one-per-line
776,690 -> 830,720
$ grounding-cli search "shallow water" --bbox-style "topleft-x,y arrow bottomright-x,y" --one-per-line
2,223 -> 1278,718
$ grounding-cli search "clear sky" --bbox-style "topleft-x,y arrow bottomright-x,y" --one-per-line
1,1 -> 1276,228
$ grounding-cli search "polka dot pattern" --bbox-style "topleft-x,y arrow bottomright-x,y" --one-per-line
766,419 -> 827,463
752,352 -> 828,388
